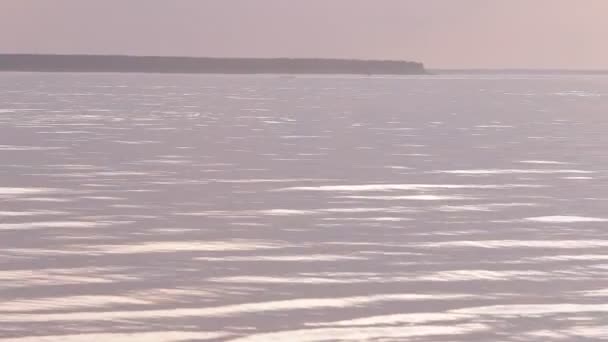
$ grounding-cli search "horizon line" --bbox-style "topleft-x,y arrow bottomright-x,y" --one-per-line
0,53 -> 423,63
2,53 -> 607,72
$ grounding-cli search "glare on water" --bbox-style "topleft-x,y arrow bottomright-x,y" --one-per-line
1,73 -> 608,341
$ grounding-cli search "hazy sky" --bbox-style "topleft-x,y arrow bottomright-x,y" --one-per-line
2,0 -> 608,69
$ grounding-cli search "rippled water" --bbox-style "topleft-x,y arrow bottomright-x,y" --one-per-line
1,73 -> 608,341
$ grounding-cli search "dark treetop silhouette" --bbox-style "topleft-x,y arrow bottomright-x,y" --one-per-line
0,54 -> 427,75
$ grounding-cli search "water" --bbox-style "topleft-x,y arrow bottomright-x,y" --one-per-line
1,73 -> 608,341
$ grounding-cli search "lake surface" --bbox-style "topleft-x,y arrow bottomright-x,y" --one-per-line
1,73 -> 608,341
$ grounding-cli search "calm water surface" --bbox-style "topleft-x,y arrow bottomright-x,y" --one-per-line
1,73 -> 608,341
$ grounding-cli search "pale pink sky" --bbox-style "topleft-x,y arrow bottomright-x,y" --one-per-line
2,0 -> 607,69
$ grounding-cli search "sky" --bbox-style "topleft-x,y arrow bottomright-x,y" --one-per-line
1,0 -> 608,69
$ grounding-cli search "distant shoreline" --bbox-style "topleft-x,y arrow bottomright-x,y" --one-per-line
433,69 -> 608,75
0,54 -> 427,75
